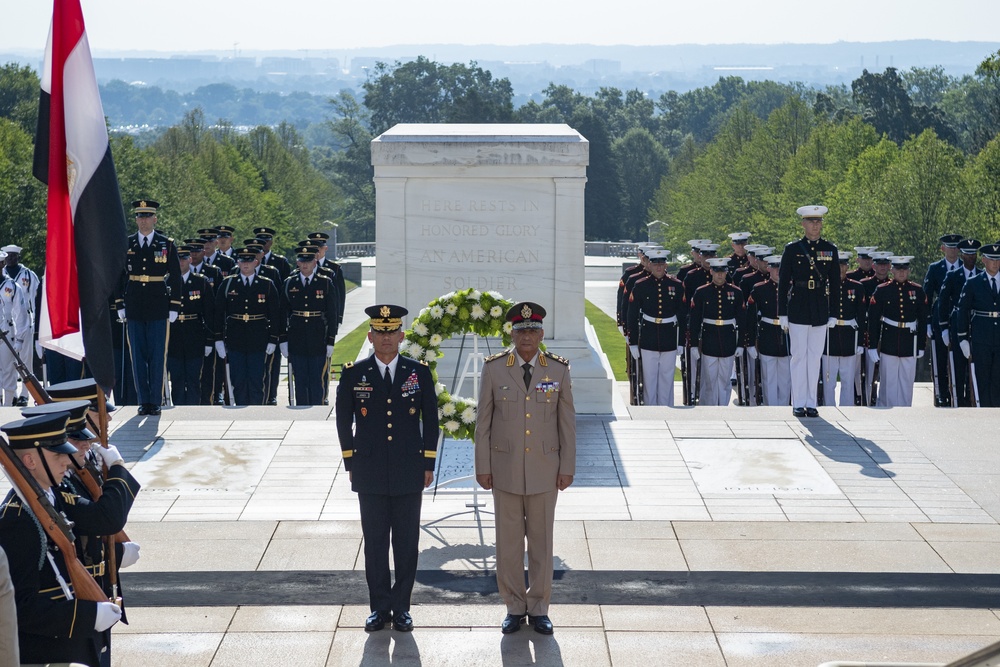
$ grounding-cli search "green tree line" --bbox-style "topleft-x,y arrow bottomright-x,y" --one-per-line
4,51 -> 1000,279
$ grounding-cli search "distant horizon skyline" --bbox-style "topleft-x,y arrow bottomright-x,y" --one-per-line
3,0 -> 999,54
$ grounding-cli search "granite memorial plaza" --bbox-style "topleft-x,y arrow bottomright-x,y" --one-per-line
7,125 -> 1000,667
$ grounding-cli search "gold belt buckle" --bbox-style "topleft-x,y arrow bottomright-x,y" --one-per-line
242,314 -> 249,322
655,317 -> 662,324
808,279 -> 815,290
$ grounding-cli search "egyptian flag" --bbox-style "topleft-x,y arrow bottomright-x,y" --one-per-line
32,0 -> 127,391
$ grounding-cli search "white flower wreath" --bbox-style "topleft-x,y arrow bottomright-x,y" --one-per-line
399,288 -> 514,440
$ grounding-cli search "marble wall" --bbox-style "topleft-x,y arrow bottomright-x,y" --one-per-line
371,124 -> 613,412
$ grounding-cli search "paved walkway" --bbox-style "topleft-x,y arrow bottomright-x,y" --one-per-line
4,274 -> 998,666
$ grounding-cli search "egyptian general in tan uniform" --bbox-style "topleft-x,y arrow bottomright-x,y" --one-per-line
475,302 -> 576,636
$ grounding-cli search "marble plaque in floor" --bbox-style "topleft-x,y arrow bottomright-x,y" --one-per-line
131,439 -> 282,493
677,438 -> 842,495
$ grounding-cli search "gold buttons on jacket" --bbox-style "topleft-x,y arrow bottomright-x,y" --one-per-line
387,411 -> 392,416
387,423 -> 392,429
526,413 -> 531,418
387,399 -> 392,404
525,430 -> 531,435
525,396 -> 530,401
387,436 -> 393,442
525,448 -> 530,452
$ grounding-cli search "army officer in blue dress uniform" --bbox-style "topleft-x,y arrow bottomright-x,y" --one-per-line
280,246 -> 339,405
214,248 -> 282,405
335,304 -> 439,633
116,200 -> 182,416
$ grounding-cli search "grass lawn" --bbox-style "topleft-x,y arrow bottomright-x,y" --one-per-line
585,299 -> 628,381
330,321 -> 368,377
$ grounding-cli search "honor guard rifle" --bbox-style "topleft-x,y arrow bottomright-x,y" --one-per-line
0,437 -> 109,603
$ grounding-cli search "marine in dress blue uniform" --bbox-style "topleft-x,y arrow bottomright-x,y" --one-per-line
777,205 -> 840,417
923,234 -> 964,406
726,231 -> 752,277
336,305 -> 439,633
0,413 -> 124,667
280,247 -> 339,406
116,200 -> 182,416
683,242 -> 720,302
939,239 -> 981,406
821,252 -> 868,406
867,256 -> 929,407
689,258 -> 746,406
214,248 -> 282,405
626,248 -> 686,405
858,251 -> 894,403
953,243 -> 1000,407
167,247 -> 216,406
745,255 -> 791,406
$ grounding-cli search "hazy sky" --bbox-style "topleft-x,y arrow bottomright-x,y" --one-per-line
3,0 -> 999,53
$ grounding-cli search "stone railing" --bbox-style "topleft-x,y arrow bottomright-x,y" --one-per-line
334,242 -> 376,258
585,241 -> 639,257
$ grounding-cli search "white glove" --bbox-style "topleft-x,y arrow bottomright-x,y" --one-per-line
779,315 -> 788,330
748,346 -> 759,359
11,339 -> 21,353
856,346 -> 865,356
35,341 -> 43,358
94,601 -> 122,632
215,341 -> 227,359
168,311 -> 178,323
867,348 -> 880,364
690,347 -> 700,365
119,541 -> 141,569
117,309 -> 126,321
827,317 -> 837,328
279,342 -> 289,358
927,324 -> 933,338
941,329 -> 950,347
906,320 -> 917,333
618,325 -> 624,336
204,345 -> 212,357
265,342 -> 276,356
735,347 -> 744,358
326,345 -> 334,357
960,340 -> 971,359
917,349 -> 925,359
629,345 -> 639,360
93,445 -> 124,469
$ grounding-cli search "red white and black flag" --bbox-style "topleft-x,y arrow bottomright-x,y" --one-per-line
32,0 -> 127,391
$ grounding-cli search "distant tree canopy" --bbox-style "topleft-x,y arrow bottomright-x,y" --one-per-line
4,54 -> 1000,273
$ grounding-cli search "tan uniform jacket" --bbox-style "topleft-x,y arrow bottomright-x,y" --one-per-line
475,350 -> 576,496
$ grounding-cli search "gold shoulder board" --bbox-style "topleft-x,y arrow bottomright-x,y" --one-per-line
484,350 -> 508,363
343,361 -> 354,369
545,351 -> 570,366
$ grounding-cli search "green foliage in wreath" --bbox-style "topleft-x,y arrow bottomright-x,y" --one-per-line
400,288 -> 514,440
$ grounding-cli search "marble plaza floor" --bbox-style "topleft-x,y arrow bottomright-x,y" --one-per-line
4,275 -> 1000,666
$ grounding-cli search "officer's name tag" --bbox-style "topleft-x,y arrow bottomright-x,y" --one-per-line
355,391 -> 371,399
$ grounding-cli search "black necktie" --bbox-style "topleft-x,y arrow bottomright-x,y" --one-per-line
522,362 -> 532,392
142,236 -> 148,249
384,366 -> 392,385
993,276 -> 998,295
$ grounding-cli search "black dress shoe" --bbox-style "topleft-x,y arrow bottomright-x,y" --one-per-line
501,613 -> 525,634
148,404 -> 161,416
137,404 -> 149,416
805,407 -> 819,417
792,407 -> 806,418
365,611 -> 389,632
12,396 -> 27,407
528,614 -> 554,635
392,611 -> 413,632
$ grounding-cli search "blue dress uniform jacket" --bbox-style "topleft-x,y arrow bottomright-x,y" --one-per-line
940,268 -> 978,332
626,274 -> 686,352
739,270 -> 768,303
689,282 -> 746,357
336,355 -> 439,496
682,265 -> 711,302
867,280 -> 929,357
169,273 -> 216,358
619,268 -> 649,336
616,264 -> 644,327
847,267 -> 875,283
954,272 -> 1000,406
281,274 -> 339,356
0,472 -> 136,667
209,252 -> 236,276
190,262 -> 223,293
778,237 -> 840,325
117,232 -> 182,321
264,252 -> 292,282
826,278 -> 867,356
923,259 -> 956,323
214,275 -> 282,353
745,280 -> 789,357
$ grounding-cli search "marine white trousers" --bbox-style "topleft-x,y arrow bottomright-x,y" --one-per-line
788,323 -> 825,409
759,354 -> 791,406
640,348 -> 677,406
877,354 -> 916,407
822,353 -> 860,406
699,354 -> 734,406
